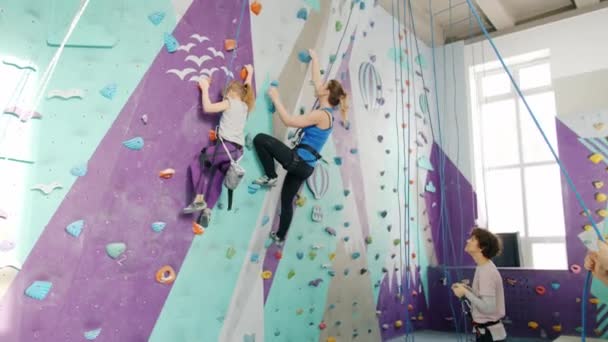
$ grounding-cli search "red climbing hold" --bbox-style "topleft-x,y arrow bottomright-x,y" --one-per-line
274,250 -> 283,260
411,252 -> 416,259
535,286 -> 546,295
407,304 -> 414,311
319,322 -> 327,330
209,129 -> 217,142
251,1 -> 262,15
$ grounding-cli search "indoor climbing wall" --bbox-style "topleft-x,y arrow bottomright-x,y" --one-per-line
0,1 -> 441,342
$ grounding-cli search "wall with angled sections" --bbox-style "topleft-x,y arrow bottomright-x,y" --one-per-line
0,0 -> 442,341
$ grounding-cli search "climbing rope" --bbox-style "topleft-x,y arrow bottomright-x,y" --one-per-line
462,0 -> 605,340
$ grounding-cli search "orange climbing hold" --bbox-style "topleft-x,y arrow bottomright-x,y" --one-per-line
192,222 -> 205,235
407,304 -> 414,311
250,1 -> 262,15
159,168 -> 175,179
240,67 -> 248,81
225,39 -> 237,51
155,265 -> 176,285
209,129 -> 217,142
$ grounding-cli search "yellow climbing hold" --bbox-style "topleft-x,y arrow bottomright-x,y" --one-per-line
589,153 -> 604,164
329,253 -> 336,261
394,320 -> 403,328
262,270 -> 273,279
584,224 -> 593,231
327,337 -> 336,342
596,193 -> 607,203
296,308 -> 304,315
593,181 -> 605,189
589,297 -> 600,304
598,209 -> 608,218
528,321 -> 539,329
552,324 -> 562,332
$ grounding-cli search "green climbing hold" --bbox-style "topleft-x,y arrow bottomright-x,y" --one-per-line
393,239 -> 401,246
288,269 -> 296,279
106,242 -> 126,259
329,54 -> 337,63
365,236 -> 372,244
226,246 -> 236,259
308,251 -> 317,260
335,21 -> 343,32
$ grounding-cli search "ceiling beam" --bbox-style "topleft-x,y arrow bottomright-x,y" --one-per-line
474,0 -> 515,30
378,0 -> 445,46
573,0 -> 600,8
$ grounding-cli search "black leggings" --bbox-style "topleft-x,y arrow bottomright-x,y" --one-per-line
253,133 -> 314,239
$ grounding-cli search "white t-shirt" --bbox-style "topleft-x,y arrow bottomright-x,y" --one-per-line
218,97 -> 248,146
472,260 -> 507,340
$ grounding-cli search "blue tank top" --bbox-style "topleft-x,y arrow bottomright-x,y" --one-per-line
296,107 -> 334,167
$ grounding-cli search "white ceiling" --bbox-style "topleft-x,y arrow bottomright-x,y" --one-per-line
379,0 -> 607,45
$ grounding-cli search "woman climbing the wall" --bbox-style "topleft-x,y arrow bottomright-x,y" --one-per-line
183,64 -> 255,228
451,227 -> 507,342
252,49 -> 348,245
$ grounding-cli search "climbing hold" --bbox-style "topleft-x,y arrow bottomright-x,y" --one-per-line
163,32 -> 179,53
352,252 -> 360,260
380,210 -> 388,218
151,222 -> 166,233
350,148 -> 358,154
66,219 -> 84,238
528,321 -> 539,329
239,67 -> 248,81
224,39 -> 237,51
261,215 -> 270,226
343,189 -> 350,197
425,181 -> 436,193
382,324 -> 389,330
359,1 -> 366,9
148,11 -> 165,25
209,129 -> 217,142
535,286 -> 546,295
243,333 -> 256,342
344,268 -> 350,276
408,304 -> 414,312
417,156 -> 434,171
288,269 -> 296,279
262,270 -> 273,279
360,268 -> 367,275
312,205 -> 323,222
328,270 -> 336,277
245,134 -> 253,150
155,265 -> 176,284
325,227 -> 336,236
596,193 -> 607,202
334,156 -> 343,165
329,54 -> 337,63
597,209 -> 608,218
298,51 -> 312,63
394,320 -> 403,328
141,114 -> 148,125
226,247 -> 237,259
250,253 -> 259,263
593,181 -> 604,189
334,204 -> 344,211
295,194 -> 306,207
309,278 -> 323,287
393,239 -> 401,246
250,1 -> 262,15
552,324 -> 562,333
100,83 -> 117,99
25,281 -> 52,300
159,168 -> 175,179
590,297 -> 600,304
248,183 -> 261,194
270,80 -> 279,87
274,250 -> 282,260
365,236 -> 372,244
106,242 -> 126,259
84,328 -> 102,340
122,137 -> 144,150
327,337 -> 336,342
296,308 -> 304,315
192,222 -> 205,235
343,236 -> 350,242
589,153 -> 604,164
70,164 -> 87,177
308,251 -> 317,260
335,21 -> 343,31
570,264 -> 582,274
319,322 -> 327,330
297,8 -> 308,20
329,253 -> 336,261
296,251 -> 304,260
551,281 -> 560,290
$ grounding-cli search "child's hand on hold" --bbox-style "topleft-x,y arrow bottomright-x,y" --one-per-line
198,76 -> 211,91
268,87 -> 279,101
244,64 -> 254,74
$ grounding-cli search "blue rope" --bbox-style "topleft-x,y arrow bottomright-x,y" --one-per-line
462,1 -> 605,340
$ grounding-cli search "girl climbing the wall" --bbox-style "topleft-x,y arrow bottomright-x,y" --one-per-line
452,227 -> 506,342
183,64 -> 255,228
252,49 -> 348,245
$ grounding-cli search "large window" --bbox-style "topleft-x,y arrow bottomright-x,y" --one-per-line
470,52 -> 567,270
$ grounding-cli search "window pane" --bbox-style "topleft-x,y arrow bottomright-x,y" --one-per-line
481,100 -> 519,167
519,63 -> 551,90
485,168 -> 525,234
524,164 -> 565,237
532,243 -> 567,270
481,72 -> 510,97
519,92 -> 558,163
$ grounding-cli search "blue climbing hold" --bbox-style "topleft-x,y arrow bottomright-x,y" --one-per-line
325,227 -> 337,236
344,222 -> 350,227
296,251 -> 304,260
243,333 -> 256,342
163,32 -> 179,53
329,304 -> 336,309
298,50 -> 312,63
250,253 -> 259,263
551,281 -> 560,290
84,328 -> 102,340
25,281 -> 52,300
417,156 -> 434,171
66,219 -> 84,238
122,137 -> 144,150
328,270 -> 336,277
248,183 -> 261,194
344,268 -> 350,276
297,8 -> 308,20
334,157 -> 342,165
261,215 -> 270,226
334,204 -> 344,211
352,252 -> 361,260
425,181 -> 436,193
380,210 -> 388,218
329,54 -> 337,63
344,189 -> 350,197
350,148 -> 358,154
148,11 -> 165,25
106,242 -> 126,259
100,83 -> 117,99
270,80 -> 279,87
359,1 -> 366,10
151,222 -> 166,233
343,236 -> 350,242
70,163 -> 87,177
